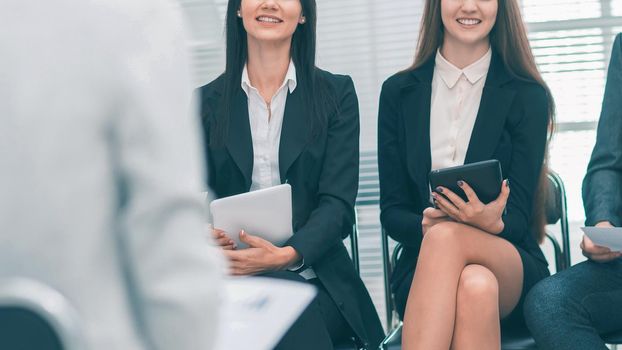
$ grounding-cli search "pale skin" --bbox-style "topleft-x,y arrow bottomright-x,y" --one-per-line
210,0 -> 307,275
402,0 -> 531,349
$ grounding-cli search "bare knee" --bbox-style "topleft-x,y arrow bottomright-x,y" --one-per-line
457,265 -> 499,303
422,221 -> 462,247
453,265 -> 501,350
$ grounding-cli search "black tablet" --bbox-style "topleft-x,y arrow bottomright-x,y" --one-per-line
429,159 -> 503,204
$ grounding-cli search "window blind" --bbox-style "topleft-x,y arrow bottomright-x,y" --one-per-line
525,1 -> 621,225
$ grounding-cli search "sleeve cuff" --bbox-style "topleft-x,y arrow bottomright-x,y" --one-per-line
286,259 -> 305,272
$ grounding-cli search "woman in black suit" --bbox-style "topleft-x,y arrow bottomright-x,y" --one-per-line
200,0 -> 383,349
378,0 -> 555,348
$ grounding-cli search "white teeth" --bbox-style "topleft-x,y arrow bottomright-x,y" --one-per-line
257,16 -> 281,23
457,18 -> 481,25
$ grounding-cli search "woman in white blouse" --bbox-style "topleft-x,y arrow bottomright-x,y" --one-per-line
200,0 -> 384,349
378,0 -> 555,348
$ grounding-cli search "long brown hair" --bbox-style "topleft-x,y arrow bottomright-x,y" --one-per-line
412,0 -> 555,242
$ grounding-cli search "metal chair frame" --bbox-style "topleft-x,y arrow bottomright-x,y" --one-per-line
333,214 -> 363,350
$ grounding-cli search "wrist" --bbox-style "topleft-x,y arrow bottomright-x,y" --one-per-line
278,246 -> 301,269
486,219 -> 505,235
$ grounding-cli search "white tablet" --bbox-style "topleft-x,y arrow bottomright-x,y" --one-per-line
210,184 -> 293,249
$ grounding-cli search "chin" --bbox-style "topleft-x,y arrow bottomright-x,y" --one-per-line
249,26 -> 294,41
461,35 -> 488,45
448,31 -> 489,46
255,34 -> 291,43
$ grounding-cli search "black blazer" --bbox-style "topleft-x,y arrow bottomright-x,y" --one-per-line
583,33 -> 622,227
200,69 -> 384,348
378,52 -> 549,287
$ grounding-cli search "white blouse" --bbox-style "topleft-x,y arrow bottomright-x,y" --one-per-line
241,60 -> 297,191
429,48 -> 492,171
241,61 -> 317,279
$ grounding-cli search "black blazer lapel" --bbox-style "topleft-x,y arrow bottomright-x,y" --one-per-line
279,86 -> 308,183
226,88 -> 253,189
465,53 -> 516,163
402,60 -> 434,196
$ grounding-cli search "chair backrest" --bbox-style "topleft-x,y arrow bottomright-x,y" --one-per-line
350,151 -> 383,276
381,229 -> 397,330
0,278 -> 85,350
544,170 -> 571,271
350,219 -> 360,274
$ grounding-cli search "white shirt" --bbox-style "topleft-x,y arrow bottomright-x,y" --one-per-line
430,48 -> 492,171
0,1 -> 223,349
242,60 -> 297,191
241,61 -> 316,279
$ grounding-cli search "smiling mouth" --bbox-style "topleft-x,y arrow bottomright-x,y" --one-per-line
256,16 -> 283,24
457,18 -> 482,25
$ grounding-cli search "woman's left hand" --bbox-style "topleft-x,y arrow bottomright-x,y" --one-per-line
432,180 -> 510,234
223,230 -> 301,276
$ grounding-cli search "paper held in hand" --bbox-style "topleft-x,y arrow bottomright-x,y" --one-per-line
581,227 -> 622,252
213,277 -> 316,350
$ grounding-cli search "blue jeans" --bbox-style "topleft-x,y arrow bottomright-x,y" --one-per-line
523,259 -> 622,350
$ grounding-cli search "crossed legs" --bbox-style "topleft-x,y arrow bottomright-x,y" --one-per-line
402,221 -> 524,350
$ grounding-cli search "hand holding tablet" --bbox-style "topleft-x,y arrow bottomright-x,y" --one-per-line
429,159 -> 503,204
210,184 -> 293,249
429,160 -> 508,234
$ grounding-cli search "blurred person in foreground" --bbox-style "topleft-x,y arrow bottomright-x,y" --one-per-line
0,1 -> 223,349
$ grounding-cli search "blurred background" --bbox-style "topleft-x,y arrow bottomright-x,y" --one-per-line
180,0 -> 622,330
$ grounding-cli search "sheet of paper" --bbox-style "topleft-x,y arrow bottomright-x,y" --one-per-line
581,227 -> 622,252
213,277 -> 316,350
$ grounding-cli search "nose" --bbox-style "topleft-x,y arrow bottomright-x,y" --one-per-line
261,0 -> 278,11
460,0 -> 478,12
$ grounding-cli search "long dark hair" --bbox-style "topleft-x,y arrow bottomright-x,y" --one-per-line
210,0 -> 334,145
412,0 -> 556,242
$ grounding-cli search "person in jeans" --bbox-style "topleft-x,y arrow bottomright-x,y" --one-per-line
523,33 -> 622,350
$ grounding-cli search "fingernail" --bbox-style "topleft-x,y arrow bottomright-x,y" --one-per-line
457,180 -> 464,187
240,230 -> 245,236
436,187 -> 443,193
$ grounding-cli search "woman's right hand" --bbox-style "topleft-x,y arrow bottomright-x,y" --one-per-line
210,226 -> 237,250
422,207 -> 453,237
